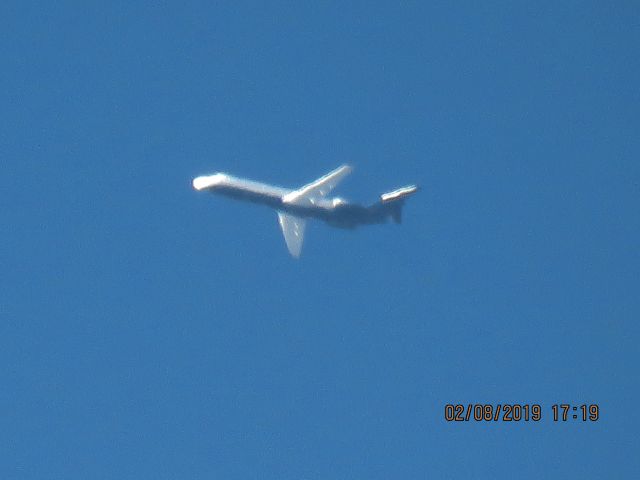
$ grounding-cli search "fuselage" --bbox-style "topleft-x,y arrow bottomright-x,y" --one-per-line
192,173 -> 393,228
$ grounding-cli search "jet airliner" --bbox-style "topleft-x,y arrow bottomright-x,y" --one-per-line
192,165 -> 418,257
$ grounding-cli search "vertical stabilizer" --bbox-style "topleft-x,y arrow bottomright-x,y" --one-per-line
379,185 -> 419,224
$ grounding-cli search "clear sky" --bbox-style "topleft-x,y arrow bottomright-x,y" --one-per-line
2,1 -> 639,478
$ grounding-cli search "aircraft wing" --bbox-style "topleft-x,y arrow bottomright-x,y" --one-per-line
277,212 -> 306,258
283,165 -> 352,205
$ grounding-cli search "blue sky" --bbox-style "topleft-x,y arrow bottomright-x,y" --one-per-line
2,1 -> 639,478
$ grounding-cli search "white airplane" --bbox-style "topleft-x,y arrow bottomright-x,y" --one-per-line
192,165 -> 418,257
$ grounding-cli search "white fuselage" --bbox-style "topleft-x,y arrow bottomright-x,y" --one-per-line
192,166 -> 418,256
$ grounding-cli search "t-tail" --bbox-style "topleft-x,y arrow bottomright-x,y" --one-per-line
379,185 -> 419,224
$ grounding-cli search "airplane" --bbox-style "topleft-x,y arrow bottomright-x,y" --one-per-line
192,165 -> 418,258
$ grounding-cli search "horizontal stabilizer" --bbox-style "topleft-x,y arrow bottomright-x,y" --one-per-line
380,185 -> 419,203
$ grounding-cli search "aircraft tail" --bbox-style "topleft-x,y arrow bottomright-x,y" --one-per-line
379,185 -> 419,224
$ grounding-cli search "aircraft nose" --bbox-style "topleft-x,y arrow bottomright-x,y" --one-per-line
192,173 -> 229,190
193,175 -> 221,191
192,176 -> 208,190
193,173 -> 228,190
